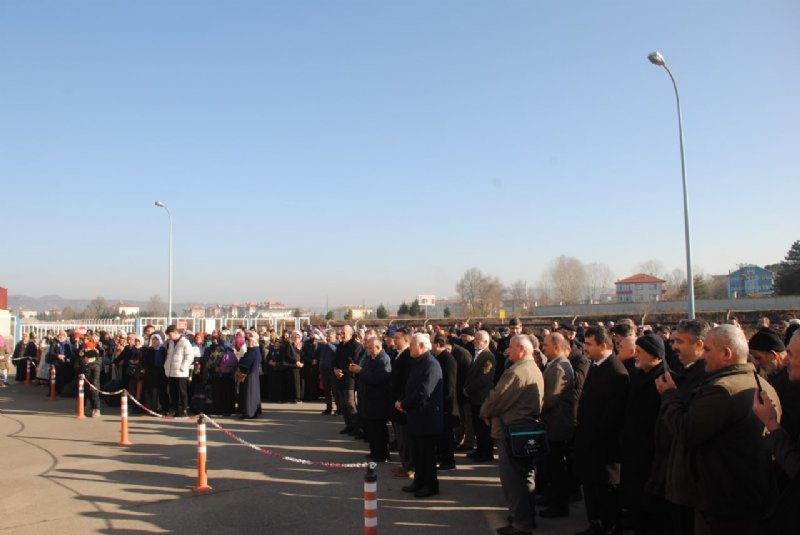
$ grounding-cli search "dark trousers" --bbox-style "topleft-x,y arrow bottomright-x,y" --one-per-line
584,479 -> 622,532
302,363 -> 319,401
333,388 -> 358,429
168,377 -> 189,415
472,404 -> 493,457
82,362 -> 101,411
320,372 -> 335,411
695,511 -> 761,535
411,434 -> 439,493
363,418 -> 389,460
668,501 -> 694,535
437,416 -> 456,466
286,368 -> 302,401
544,439 -> 570,511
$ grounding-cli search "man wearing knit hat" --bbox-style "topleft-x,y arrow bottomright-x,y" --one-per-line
750,328 -> 800,447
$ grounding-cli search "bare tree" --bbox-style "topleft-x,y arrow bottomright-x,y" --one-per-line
84,297 -> 112,319
585,262 -> 615,303
663,268 -> 685,299
146,294 -> 167,316
636,259 -> 665,277
506,280 -> 529,314
543,255 -> 587,305
455,267 -> 504,316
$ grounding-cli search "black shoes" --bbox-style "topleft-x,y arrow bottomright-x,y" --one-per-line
496,526 -> 533,535
320,409 -> 332,415
339,427 -> 355,434
401,484 -> 420,493
413,487 -> 438,498
437,462 -> 457,471
539,506 -> 569,518
471,455 -> 494,462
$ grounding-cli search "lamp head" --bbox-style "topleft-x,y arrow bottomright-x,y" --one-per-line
154,201 -> 165,208
648,51 -> 665,66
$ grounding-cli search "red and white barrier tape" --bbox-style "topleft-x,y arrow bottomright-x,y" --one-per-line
201,414 -> 370,469
83,378 -> 126,396
79,377 -> 370,469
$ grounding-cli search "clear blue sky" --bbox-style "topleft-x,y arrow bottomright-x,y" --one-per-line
2,1 -> 797,310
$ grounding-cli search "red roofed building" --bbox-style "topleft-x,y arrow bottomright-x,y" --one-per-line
615,273 -> 666,303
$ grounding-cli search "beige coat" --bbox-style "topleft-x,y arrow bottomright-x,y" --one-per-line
480,358 -> 544,440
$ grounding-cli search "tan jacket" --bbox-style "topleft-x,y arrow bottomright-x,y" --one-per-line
480,358 -> 544,440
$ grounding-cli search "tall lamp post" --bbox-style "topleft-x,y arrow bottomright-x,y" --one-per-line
154,201 -> 173,326
648,51 -> 695,319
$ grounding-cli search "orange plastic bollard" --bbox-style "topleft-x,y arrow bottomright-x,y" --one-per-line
49,364 -> 56,400
192,415 -> 212,493
119,391 -> 132,446
25,359 -> 32,385
76,374 -> 85,419
364,462 -> 378,535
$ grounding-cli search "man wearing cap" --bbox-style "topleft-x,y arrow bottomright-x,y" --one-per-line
621,333 -> 665,533
657,324 -> 781,535
750,329 -> 800,457
464,330 -> 496,462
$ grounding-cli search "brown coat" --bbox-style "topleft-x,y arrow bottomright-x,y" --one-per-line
480,358 -> 544,440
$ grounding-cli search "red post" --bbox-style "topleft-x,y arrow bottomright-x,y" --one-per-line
76,374 -> 85,419
49,364 -> 56,400
364,462 -> 378,535
192,415 -> 212,493
119,391 -> 132,446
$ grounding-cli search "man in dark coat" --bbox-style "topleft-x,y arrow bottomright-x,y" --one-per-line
351,336 -> 392,462
539,332 -> 576,518
464,330 -> 496,462
658,325 -> 781,535
333,325 -> 364,434
450,340 -> 475,451
432,335 -> 459,470
390,328 -> 414,477
573,326 -> 629,535
395,333 -> 443,499
621,333 -> 665,534
662,318 -> 709,535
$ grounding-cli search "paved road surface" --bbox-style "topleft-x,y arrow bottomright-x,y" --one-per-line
1,382 -> 587,534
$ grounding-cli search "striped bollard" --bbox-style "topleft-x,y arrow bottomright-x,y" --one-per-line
49,364 -> 56,400
25,359 -> 32,385
76,374 -> 85,419
192,415 -> 212,493
364,462 -> 378,535
119,391 -> 132,446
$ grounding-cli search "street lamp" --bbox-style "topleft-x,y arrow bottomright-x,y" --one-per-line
154,201 -> 173,326
648,51 -> 695,319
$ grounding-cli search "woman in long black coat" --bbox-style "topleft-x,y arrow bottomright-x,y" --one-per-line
237,333 -> 262,419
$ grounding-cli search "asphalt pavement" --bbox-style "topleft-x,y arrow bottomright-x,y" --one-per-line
1,382 -> 587,534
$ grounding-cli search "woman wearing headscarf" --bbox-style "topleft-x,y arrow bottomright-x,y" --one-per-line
13,332 -> 30,382
203,335 -> 237,416
237,331 -> 262,419
0,334 -> 12,386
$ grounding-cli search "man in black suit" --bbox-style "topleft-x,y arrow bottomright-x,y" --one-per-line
464,330 -> 496,462
432,335 -> 459,470
573,325 -> 630,535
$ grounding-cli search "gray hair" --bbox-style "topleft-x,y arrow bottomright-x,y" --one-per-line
512,334 -> 534,354
675,319 -> 711,342
709,324 -> 749,363
365,336 -> 382,349
411,332 -> 432,352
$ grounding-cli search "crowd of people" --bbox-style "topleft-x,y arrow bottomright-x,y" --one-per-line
6,314 -> 800,535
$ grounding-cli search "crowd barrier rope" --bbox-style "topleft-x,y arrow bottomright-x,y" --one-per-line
75,374 -> 379,531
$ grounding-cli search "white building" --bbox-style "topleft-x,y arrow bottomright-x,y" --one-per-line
615,274 -> 666,303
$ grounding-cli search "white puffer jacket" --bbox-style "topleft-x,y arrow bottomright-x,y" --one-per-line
164,336 -> 194,378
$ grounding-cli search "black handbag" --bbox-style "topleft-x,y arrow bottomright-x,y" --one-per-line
507,420 -> 548,458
